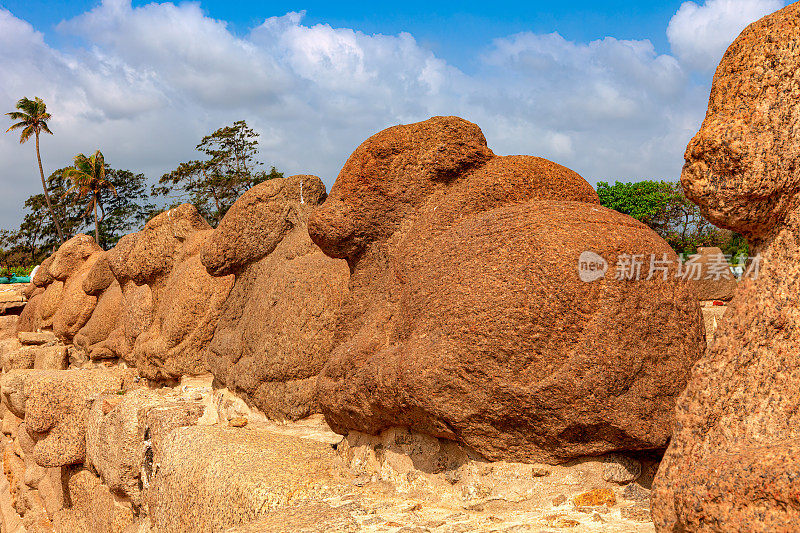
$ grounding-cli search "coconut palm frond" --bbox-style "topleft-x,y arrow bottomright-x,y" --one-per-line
5,96 -> 52,144
19,125 -> 35,144
63,150 -> 114,246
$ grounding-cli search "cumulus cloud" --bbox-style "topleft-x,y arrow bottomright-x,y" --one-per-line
0,0 -> 782,229
667,0 -> 785,71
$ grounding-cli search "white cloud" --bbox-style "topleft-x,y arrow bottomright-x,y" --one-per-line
667,0 -> 785,72
0,0 -> 776,230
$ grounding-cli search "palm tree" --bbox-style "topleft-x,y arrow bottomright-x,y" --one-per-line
63,151 -> 117,246
5,97 -> 65,243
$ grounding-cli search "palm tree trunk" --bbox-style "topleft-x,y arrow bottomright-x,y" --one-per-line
35,132 -> 64,243
94,198 -> 100,246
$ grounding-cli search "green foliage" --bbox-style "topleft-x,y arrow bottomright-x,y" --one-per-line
63,150 -> 119,245
95,168 -> 157,249
153,120 -> 282,225
596,180 -> 749,259
5,96 -> 65,243
15,170 -> 84,261
2,164 -> 155,264
5,96 -> 52,143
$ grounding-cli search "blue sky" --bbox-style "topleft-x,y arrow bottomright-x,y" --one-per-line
0,0 -> 788,229
2,0 -> 684,67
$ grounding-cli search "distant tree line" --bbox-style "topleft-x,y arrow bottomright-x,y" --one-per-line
596,180 -> 749,260
2,97 -> 281,272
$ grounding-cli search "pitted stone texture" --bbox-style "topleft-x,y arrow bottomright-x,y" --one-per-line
133,230 -> 234,380
1,370 -> 34,418
48,235 -> 102,281
86,388 -> 203,507
24,368 -> 136,467
310,116 -> 704,463
202,175 -> 328,276
73,280 -> 122,360
204,176 -> 349,420
107,203 -> 210,287
18,333 -> 57,347
686,247 -> 738,301
82,253 -> 116,296
653,4 -> 800,531
601,455 -> 642,484
147,426 -> 350,533
16,291 -> 42,334
64,468 -> 135,533
31,256 -> 54,288
92,281 -> 154,364
20,235 -> 102,341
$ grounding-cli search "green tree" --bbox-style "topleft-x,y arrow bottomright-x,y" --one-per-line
95,168 -> 156,249
63,151 -> 118,246
596,180 -> 747,257
10,166 -> 152,260
154,120 -> 282,225
5,97 -> 65,243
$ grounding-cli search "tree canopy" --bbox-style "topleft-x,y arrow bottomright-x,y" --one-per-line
596,180 -> 749,259
153,120 -> 282,225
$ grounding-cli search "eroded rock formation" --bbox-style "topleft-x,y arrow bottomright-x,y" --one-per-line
17,235 -> 102,341
652,3 -> 800,530
310,116 -> 705,463
202,175 -> 349,420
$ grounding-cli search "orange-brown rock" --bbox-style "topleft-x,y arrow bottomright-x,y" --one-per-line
94,203 -> 233,378
652,4 -> 800,531
203,176 -> 349,420
73,280 -> 122,359
15,290 -> 41,334
51,252 -> 100,343
132,230 -> 233,380
310,116 -> 704,463
24,368 -> 136,467
17,235 -> 102,339
31,256 -> 54,288
91,280 -> 153,364
686,246 -> 738,301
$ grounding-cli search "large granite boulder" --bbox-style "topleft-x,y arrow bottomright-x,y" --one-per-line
146,426 -> 349,533
24,368 -> 136,467
133,229 -> 234,380
652,3 -> 800,530
86,388 -> 204,508
309,116 -> 705,463
94,204 -> 234,379
18,235 -> 102,337
202,176 -> 349,420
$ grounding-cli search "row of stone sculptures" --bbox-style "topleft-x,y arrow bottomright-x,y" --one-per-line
19,113 -> 705,467
15,1 -> 800,526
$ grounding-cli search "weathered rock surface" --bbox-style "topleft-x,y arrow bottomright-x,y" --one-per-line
686,246 -> 737,301
18,332 -> 57,347
61,468 -> 136,533
310,116 -> 704,463
89,204 -> 235,379
146,426 -> 350,533
86,388 -> 204,508
652,4 -> 800,530
17,236 -> 102,340
73,280 -> 122,360
133,230 -> 234,380
204,175 -> 349,420
24,368 -> 136,467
